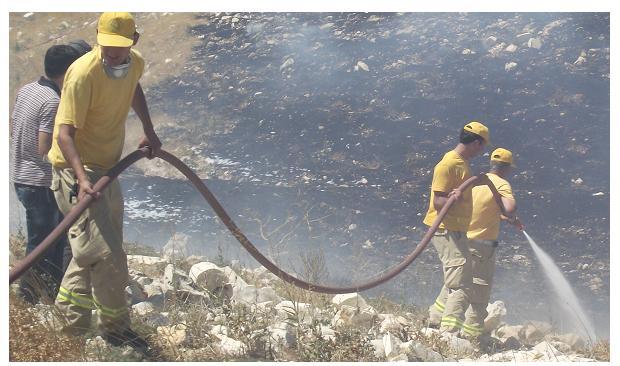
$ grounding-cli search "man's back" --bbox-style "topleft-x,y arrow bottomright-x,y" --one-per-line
423,150 -> 473,231
467,173 -> 514,241
10,80 -> 59,187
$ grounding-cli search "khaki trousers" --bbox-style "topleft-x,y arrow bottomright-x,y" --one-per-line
463,239 -> 496,337
428,229 -> 473,333
51,167 -> 130,335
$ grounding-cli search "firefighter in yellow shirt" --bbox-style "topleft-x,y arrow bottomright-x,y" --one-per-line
423,121 -> 489,333
48,13 -> 161,354
461,148 -> 523,338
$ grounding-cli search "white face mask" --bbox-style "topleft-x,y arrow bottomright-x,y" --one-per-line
102,56 -> 132,79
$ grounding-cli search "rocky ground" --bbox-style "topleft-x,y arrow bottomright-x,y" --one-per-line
8,11 -> 610,357
8,237 -> 608,362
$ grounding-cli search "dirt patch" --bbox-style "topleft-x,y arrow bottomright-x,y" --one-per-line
9,12 -> 205,150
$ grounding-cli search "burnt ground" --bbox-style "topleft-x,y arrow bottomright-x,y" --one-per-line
9,12 -> 610,337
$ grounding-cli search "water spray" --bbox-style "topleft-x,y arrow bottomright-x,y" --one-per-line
522,230 -> 597,343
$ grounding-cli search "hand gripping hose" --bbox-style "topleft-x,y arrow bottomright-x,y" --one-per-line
9,148 -> 481,294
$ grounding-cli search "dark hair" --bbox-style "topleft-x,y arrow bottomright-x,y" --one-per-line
44,45 -> 81,79
67,39 -> 92,55
459,129 -> 485,145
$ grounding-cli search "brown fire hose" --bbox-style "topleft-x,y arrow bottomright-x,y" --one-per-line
9,147 -> 481,294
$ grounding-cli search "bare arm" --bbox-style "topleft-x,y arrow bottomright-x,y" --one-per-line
57,124 -> 99,201
132,83 -> 161,157
38,131 -> 53,159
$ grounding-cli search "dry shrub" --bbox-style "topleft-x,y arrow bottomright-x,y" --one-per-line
589,339 -> 610,361
9,292 -> 85,361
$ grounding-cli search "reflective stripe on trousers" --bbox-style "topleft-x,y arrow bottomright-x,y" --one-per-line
57,287 -> 128,318
57,286 -> 96,310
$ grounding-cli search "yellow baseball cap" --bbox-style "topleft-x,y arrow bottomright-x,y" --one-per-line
463,121 -> 490,145
490,148 -> 515,166
97,12 -> 136,47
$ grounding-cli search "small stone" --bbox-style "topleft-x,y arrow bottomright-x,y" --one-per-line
356,61 -> 369,72
505,44 -> 518,53
280,58 -> 294,71
132,301 -> 155,316
505,62 -> 518,71
528,37 -> 542,49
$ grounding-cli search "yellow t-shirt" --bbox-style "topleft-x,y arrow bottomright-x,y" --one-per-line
467,173 -> 515,240
423,150 -> 473,232
48,45 -> 144,170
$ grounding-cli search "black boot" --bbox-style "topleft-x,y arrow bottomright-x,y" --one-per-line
103,328 -> 156,358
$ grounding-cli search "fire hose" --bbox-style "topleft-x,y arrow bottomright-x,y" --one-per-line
9,147 -> 481,294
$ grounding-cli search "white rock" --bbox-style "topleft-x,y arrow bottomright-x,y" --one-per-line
23,12 -> 34,18
125,280 -> 147,304
505,62 -> 518,71
215,334 -> 246,356
163,264 -> 176,288
356,60 -> 369,72
162,232 -> 189,260
127,255 -> 167,266
332,293 -> 368,309
232,285 -> 281,305
210,324 -> 230,336
132,301 -> 155,315
496,324 -> 523,340
370,339 -> 385,359
143,282 -> 165,298
556,332 -> 586,350
268,321 -> 296,347
189,262 -> 230,292
157,324 -> 189,347
483,35 -> 497,48
574,55 -> 586,65
135,275 -> 153,286
548,340 -> 572,353
280,58 -> 294,71
442,332 -> 474,356
421,327 -> 440,338
516,32 -> 532,42
462,48 -> 472,55
528,37 -> 542,49
333,304 -> 377,327
505,44 -> 518,53
383,332 -> 402,358
533,341 -> 562,360
520,321 -> 552,345
401,340 -> 444,362
275,301 -> 313,324
252,266 -> 278,283
379,314 -> 408,333
320,326 -> 336,341
484,300 -> 506,333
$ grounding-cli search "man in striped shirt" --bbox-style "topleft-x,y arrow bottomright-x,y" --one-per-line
10,44 -> 83,304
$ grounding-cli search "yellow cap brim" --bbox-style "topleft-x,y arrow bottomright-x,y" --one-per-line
97,33 -> 133,47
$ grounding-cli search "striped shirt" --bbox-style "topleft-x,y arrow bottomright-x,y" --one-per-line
10,79 -> 60,187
